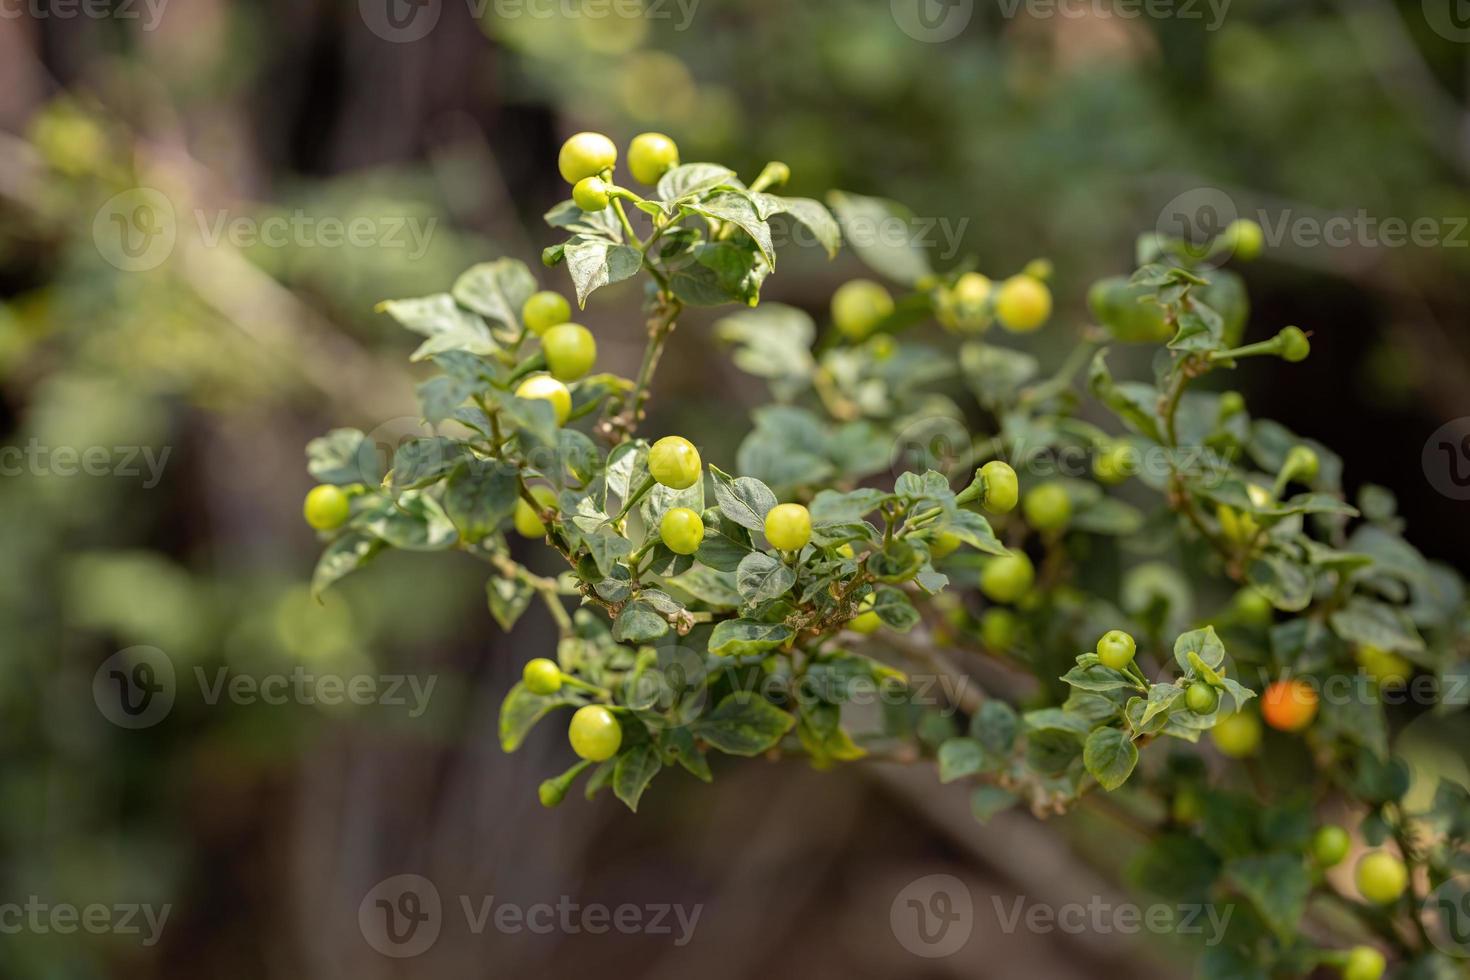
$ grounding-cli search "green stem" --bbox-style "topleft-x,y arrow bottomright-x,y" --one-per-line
612,198 -> 643,249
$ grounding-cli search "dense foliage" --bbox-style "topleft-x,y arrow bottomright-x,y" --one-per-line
305,132 -> 1470,978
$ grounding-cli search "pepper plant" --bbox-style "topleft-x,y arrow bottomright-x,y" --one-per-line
303,131 -> 1470,978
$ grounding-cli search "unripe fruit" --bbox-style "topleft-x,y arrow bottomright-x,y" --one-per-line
522,290 -> 571,336
1093,442 -> 1135,485
1172,787 -> 1202,824
1355,852 -> 1408,905
1224,218 -> 1264,261
558,131 -> 617,184
572,175 -> 611,212
1023,482 -> 1071,533
303,484 -> 351,530
1341,946 -> 1386,980
523,658 -> 563,695
1356,644 -> 1413,688
1279,326 -> 1311,362
1096,630 -> 1137,670
1261,678 -> 1318,732
538,779 -> 568,808
980,608 -> 1018,650
929,530 -> 962,560
1233,587 -> 1274,626
979,461 -> 1019,514
1218,390 -> 1246,418
1312,825 -> 1351,867
648,436 -> 702,490
1185,681 -> 1220,715
568,704 -> 622,761
848,593 -> 882,634
831,279 -> 894,341
515,374 -> 572,426
995,275 -> 1051,333
765,503 -> 812,551
946,272 -> 993,333
659,507 -> 704,555
980,552 -> 1035,604
1088,276 -> 1171,343
514,486 -> 559,538
627,132 -> 679,185
542,323 -> 597,381
1284,445 -> 1320,484
1211,711 -> 1262,758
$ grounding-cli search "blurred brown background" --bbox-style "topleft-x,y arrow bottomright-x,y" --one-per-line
1,0 -> 1468,976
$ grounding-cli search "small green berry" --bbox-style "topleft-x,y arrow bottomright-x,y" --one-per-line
1278,326 -> 1311,362
1185,681 -> 1220,715
1312,825 -> 1351,868
523,658 -> 563,696
303,484 -> 351,531
572,175 -> 611,212
522,291 -> 571,336
765,503 -> 812,551
1096,629 -> 1137,670
568,705 -> 622,762
979,461 -> 1019,514
647,436 -> 702,490
1023,482 -> 1072,533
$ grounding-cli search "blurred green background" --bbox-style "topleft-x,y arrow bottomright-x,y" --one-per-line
1,1 -> 1467,976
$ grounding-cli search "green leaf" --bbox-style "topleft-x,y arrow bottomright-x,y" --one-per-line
544,200 -> 624,241
613,743 -> 663,812
377,294 -> 498,362
657,162 -> 737,202
1223,853 -> 1311,942
692,692 -> 795,755
708,618 -> 792,657
1328,597 -> 1426,654
826,190 -> 933,285
1246,552 -> 1315,612
1060,663 -> 1137,693
1173,625 -> 1227,674
938,738 -> 986,783
1024,707 -> 1091,736
735,552 -> 796,605
709,465 -> 777,532
1088,350 -> 1163,442
1083,727 -> 1139,791
390,437 -> 462,490
695,514 -> 754,572
685,192 -> 775,266
960,343 -> 1040,407
307,428 -> 372,485
499,681 -> 571,752
487,576 -> 534,631
1138,682 -> 1185,727
970,701 -> 1018,759
715,305 -> 817,391
869,587 -> 920,631
443,458 -> 519,542
756,194 -> 841,258
362,492 -> 457,550
612,601 -> 668,643
311,531 -> 381,599
563,235 -> 643,307
451,259 -> 536,338
970,786 -> 1019,823
585,527 -> 634,577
